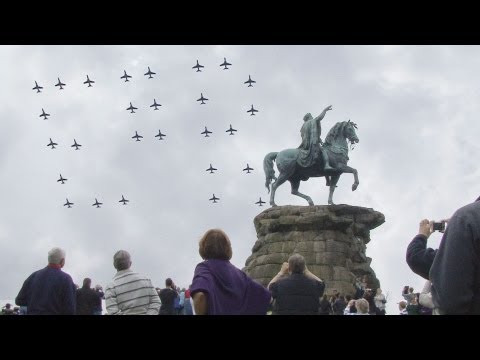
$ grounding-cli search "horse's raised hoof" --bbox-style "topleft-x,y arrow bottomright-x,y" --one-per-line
270,203 -> 277,207
328,201 -> 335,205
352,183 -> 358,191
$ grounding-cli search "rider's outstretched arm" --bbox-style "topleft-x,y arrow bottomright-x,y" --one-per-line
313,105 -> 333,124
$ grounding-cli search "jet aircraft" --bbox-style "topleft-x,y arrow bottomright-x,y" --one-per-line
32,81 -> 43,93
244,75 -> 256,87
192,60 -> 204,72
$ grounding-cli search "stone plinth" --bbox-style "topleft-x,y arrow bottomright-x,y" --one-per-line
243,205 -> 385,296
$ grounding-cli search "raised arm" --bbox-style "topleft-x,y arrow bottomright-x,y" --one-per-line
268,262 -> 289,290
313,105 -> 333,123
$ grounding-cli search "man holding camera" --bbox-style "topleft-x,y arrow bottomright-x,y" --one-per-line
407,196 -> 480,314
268,254 -> 325,315
429,198 -> 480,314
406,219 -> 443,280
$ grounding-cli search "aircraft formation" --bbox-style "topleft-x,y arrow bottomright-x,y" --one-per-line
34,58 -> 265,206
62,195 -> 130,208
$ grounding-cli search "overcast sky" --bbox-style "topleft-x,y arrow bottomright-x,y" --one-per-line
1,45 -> 478,315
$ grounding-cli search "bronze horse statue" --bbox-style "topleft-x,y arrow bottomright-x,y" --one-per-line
264,120 -> 359,206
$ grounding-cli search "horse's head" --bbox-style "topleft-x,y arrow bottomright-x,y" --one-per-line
345,120 -> 359,145
325,120 -> 359,152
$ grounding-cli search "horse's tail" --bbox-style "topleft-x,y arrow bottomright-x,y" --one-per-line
264,152 -> 278,193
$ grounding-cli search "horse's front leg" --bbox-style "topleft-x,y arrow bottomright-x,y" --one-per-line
336,164 -> 359,191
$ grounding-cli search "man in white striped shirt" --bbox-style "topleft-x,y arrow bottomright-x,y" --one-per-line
105,250 -> 161,315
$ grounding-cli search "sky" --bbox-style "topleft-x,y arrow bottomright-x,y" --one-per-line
1,45 -> 478,315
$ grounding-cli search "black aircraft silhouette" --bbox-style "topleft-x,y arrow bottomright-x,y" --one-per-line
255,197 -> 266,206
209,194 -> 220,203
201,127 -> 212,137
244,75 -> 256,87
206,164 -> 217,174
126,102 -> 138,113
192,60 -> 204,72
47,138 -> 58,149
64,198 -> 74,208
119,195 -> 129,205
219,57 -> 232,70
92,198 -> 103,208
144,66 -> 156,79
40,108 -> 50,120
155,130 -> 166,140
243,164 -> 254,173
57,174 -> 67,184
247,104 -> 259,116
84,75 -> 95,87
55,78 -> 66,89
32,81 -> 43,93
71,139 -> 82,150
226,124 -> 237,135
132,131 -> 143,141
197,93 -> 208,104
150,99 -> 161,110
120,70 -> 132,82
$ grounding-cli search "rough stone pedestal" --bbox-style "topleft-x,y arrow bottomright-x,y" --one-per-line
243,205 -> 385,296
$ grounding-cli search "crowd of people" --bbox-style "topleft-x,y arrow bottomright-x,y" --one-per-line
9,228 -> 392,316
9,194 -> 480,316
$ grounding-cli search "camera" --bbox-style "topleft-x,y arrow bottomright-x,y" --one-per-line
432,221 -> 445,232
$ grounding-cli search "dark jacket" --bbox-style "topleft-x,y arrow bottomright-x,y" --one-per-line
430,201 -> 480,314
159,288 -> 177,315
270,274 -> 324,315
15,265 -> 76,315
406,234 -> 437,280
76,286 -> 99,315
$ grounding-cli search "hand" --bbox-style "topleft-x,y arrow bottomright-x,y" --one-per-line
279,262 -> 289,275
418,219 -> 433,238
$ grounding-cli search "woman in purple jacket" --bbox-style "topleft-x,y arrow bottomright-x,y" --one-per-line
190,229 -> 271,315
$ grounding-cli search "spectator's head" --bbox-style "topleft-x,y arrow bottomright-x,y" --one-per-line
345,294 -> 352,302
113,250 -> 132,271
403,285 -> 409,294
398,300 -> 407,311
355,298 -> 369,314
166,278 -> 173,287
5,303 -> 11,309
199,229 -> 232,260
376,288 -> 382,295
409,287 -> 414,293
82,278 -> 91,288
95,284 -> 102,291
48,247 -> 66,267
288,253 -> 306,274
